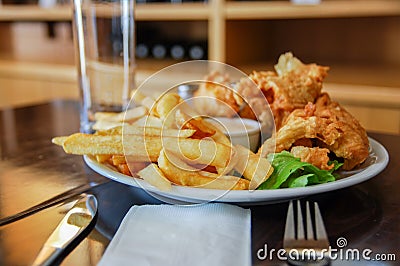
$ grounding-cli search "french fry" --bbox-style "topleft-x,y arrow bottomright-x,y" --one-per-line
94,106 -> 148,123
55,133 -> 159,161
122,106 -> 148,122
116,163 -> 131,176
96,125 -> 196,138
175,109 -> 216,139
131,89 -> 146,103
155,93 -> 181,119
126,161 -> 149,175
111,155 -> 127,165
137,163 -> 172,191
111,155 -> 149,172
93,112 -> 116,121
141,97 -> 157,111
55,133 -> 125,156
150,93 -> 182,128
132,116 -> 163,128
161,137 -> 231,168
174,107 -> 232,147
175,107 -> 234,175
234,145 -> 274,190
200,119 -> 231,147
93,120 -> 122,131
52,136 -> 68,146
92,106 -> 149,130
95,154 -> 112,163
198,119 -> 235,175
215,145 -> 239,176
53,133 -> 231,168
131,89 -> 156,110
158,149 -> 248,190
197,174 -> 249,190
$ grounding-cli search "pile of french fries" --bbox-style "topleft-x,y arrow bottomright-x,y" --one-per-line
52,92 -> 274,191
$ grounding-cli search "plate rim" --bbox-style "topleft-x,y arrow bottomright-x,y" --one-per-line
84,137 -> 389,204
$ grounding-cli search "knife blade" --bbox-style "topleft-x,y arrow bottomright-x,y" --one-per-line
31,193 -> 98,266
0,180 -> 109,226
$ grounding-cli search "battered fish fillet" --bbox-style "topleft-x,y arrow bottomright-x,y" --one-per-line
260,93 -> 369,170
290,146 -> 334,170
194,53 -> 329,131
193,71 -> 241,117
239,52 -> 329,130
194,71 -> 273,130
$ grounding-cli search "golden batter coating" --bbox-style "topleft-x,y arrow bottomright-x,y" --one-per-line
194,53 -> 329,131
290,146 -> 334,171
241,52 -> 329,130
260,93 -> 369,170
194,71 -> 241,118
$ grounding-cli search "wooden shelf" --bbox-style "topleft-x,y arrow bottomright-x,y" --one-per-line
1,1 -> 400,22
136,2 -> 209,21
324,83 -> 400,108
0,59 -> 196,86
226,0 -> 400,20
0,60 -> 75,82
1,59 -> 399,104
0,3 -> 210,22
0,5 -> 70,21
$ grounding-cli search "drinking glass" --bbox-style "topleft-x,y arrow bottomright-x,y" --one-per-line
72,0 -> 135,133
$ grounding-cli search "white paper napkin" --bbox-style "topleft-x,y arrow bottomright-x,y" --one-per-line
98,203 -> 251,266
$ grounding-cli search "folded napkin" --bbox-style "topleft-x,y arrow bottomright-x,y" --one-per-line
98,203 -> 251,266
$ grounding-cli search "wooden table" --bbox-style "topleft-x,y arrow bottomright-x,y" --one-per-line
0,101 -> 398,265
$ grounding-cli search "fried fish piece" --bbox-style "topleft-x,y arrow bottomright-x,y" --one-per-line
193,53 -> 327,131
193,71 -> 241,117
239,52 -> 329,130
313,93 -> 370,170
290,146 -> 333,171
234,75 -> 273,130
260,93 -> 369,170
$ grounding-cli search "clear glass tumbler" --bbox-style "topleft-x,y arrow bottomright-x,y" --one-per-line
72,0 -> 136,133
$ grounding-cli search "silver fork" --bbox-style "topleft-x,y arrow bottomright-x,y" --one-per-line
283,200 -> 331,266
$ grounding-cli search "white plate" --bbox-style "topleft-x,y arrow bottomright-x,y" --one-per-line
84,137 -> 388,205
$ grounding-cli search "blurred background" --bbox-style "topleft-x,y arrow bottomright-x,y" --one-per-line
0,0 -> 399,134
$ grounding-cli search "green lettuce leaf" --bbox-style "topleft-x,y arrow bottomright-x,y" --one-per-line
257,151 -> 343,190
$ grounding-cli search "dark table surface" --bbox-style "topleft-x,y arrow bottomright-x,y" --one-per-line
0,101 -> 398,266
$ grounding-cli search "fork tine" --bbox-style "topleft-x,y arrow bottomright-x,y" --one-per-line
306,201 -> 314,240
296,200 -> 305,239
284,201 -> 331,265
284,201 -> 295,241
314,202 -> 328,240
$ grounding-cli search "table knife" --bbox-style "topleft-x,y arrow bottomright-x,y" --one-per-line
0,180 -> 108,226
31,194 -> 98,266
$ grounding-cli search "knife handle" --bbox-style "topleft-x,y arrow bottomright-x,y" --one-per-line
32,246 -> 62,266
